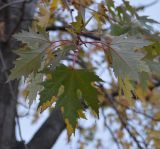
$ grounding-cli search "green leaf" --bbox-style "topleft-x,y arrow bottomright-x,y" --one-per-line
9,30 -> 50,80
110,24 -> 127,36
139,72 -> 149,90
118,77 -> 134,100
9,45 -> 48,80
26,73 -> 43,106
13,30 -> 49,49
143,42 -> 160,59
68,13 -> 84,34
138,16 -> 159,25
145,60 -> 160,76
72,14 -> 83,31
106,0 -> 115,8
123,1 -> 135,14
50,45 -> 76,69
39,65 -> 102,135
111,35 -> 150,81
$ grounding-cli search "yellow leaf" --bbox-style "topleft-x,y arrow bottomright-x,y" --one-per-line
118,97 -> 131,107
47,74 -> 52,80
92,12 -> 101,23
105,50 -> 113,66
50,0 -> 59,11
61,106 -> 64,113
91,110 -> 98,117
22,89 -> 29,98
45,48 -> 54,65
72,0 -> 93,8
154,112 -> 160,120
148,130 -> 160,139
37,5 -> 50,28
65,118 -> 74,139
78,110 -> 87,119
57,85 -> 64,97
118,77 -> 134,100
38,96 -> 57,113
135,86 -> 146,101
117,129 -> 123,139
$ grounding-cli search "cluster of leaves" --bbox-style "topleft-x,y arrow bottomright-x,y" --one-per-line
9,0 -> 160,148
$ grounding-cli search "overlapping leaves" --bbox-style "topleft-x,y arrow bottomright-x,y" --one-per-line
25,73 -> 43,106
104,35 -> 153,99
7,0 -> 160,143
9,30 -> 50,80
143,42 -> 160,59
13,30 -> 49,49
9,47 -> 44,80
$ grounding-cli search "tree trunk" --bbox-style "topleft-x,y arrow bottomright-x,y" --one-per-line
0,1 -> 36,148
0,1 -> 66,149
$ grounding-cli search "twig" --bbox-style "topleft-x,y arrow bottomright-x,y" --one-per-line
115,99 -> 160,121
98,84 -> 143,149
136,0 -> 159,11
0,0 -> 30,11
128,122 -> 148,148
46,25 -> 101,41
102,108 -> 121,149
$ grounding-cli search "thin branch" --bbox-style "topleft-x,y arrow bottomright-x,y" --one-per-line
63,0 -> 74,22
102,108 -> 121,149
127,122 -> 149,148
16,116 -> 25,144
71,0 -> 117,23
27,108 -> 65,149
46,25 -> 100,41
108,98 -> 143,149
0,0 -> 30,11
136,0 -> 159,11
98,84 -> 143,149
115,99 -> 160,121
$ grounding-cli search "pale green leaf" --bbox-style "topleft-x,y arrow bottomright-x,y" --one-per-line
9,44 -> 48,80
26,73 -> 43,106
13,30 -> 49,49
145,60 -> 160,76
111,35 -> 150,81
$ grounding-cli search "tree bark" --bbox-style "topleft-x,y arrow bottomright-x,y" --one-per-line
28,109 -> 65,149
0,0 -> 36,148
0,1 -> 66,149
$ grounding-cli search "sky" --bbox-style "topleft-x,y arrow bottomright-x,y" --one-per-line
16,0 -> 160,149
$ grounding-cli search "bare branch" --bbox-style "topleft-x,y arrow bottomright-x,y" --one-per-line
0,0 -> 31,11
46,25 -> 101,41
98,84 -> 144,149
102,108 -> 121,149
27,108 -> 65,149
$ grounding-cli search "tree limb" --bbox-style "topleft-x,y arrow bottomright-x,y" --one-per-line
27,109 -> 65,149
0,0 -> 31,11
46,25 -> 101,41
